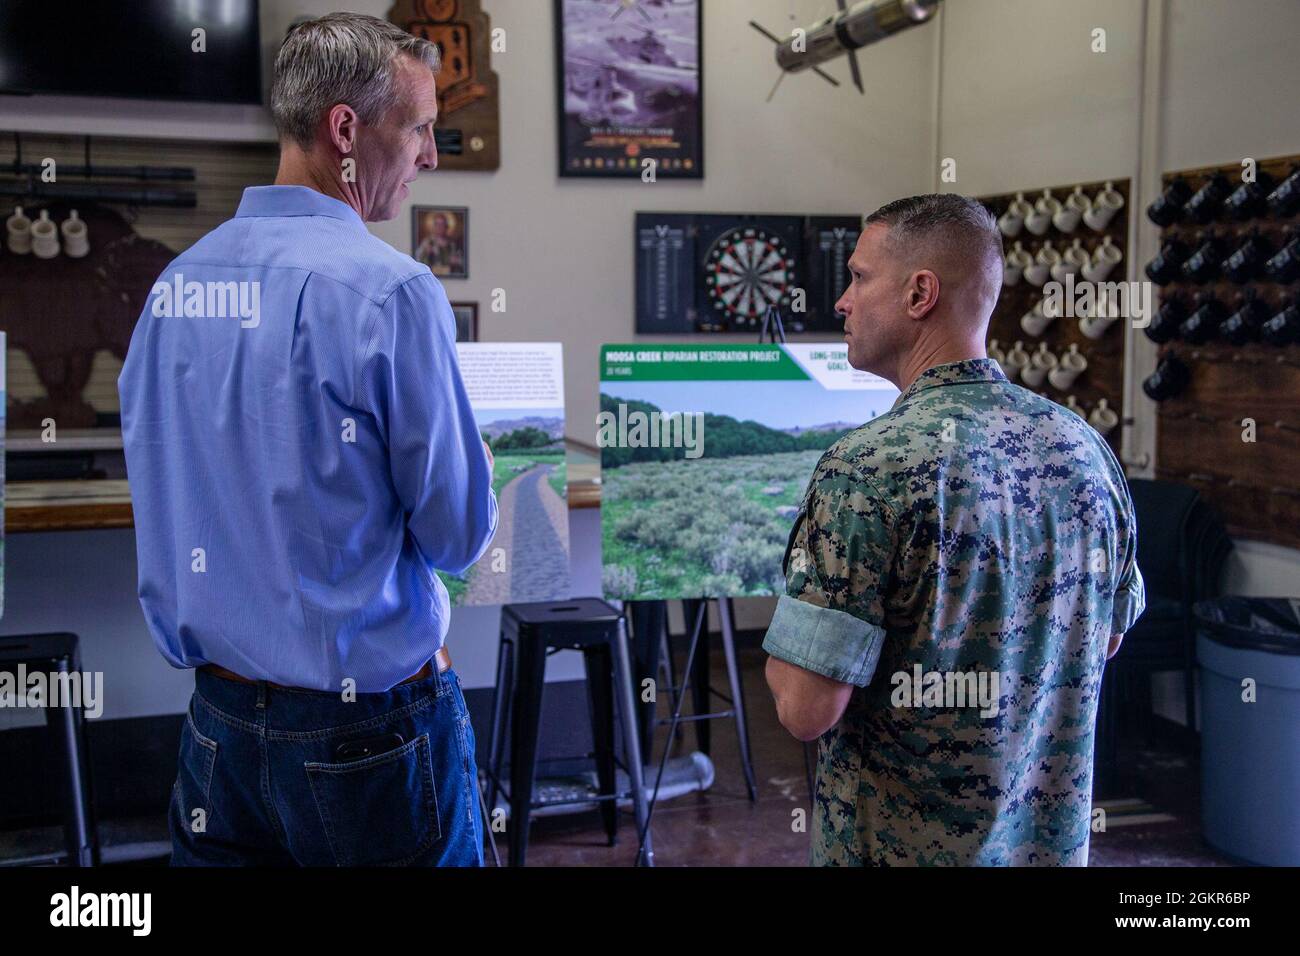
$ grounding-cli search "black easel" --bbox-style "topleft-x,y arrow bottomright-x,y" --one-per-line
631,308 -> 791,863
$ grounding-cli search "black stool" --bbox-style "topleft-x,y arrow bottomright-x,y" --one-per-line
0,633 -> 100,866
484,599 -> 653,867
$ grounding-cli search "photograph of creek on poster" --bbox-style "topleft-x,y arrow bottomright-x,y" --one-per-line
599,344 -> 899,601
439,343 -> 570,606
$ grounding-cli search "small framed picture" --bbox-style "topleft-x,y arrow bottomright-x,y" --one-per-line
450,302 -> 479,342
412,205 -> 469,279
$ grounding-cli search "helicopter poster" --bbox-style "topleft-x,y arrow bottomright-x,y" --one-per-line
555,0 -> 703,179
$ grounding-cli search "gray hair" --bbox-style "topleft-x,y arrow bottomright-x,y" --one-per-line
864,193 -> 1003,288
271,13 -> 441,149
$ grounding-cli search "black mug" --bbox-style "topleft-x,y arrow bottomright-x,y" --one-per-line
1267,166 -> 1300,219
1264,235 -> 1300,284
1179,295 -> 1224,344
1147,178 -> 1192,227
1142,354 -> 1191,402
1184,174 -> 1231,224
1222,233 -> 1273,284
1224,172 -> 1275,221
1219,294 -> 1270,345
1181,235 -> 1224,283
1260,300 -> 1300,346
1145,239 -> 1189,285
1145,296 -> 1185,344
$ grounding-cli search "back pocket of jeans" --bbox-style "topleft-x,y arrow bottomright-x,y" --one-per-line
305,733 -> 440,866
173,705 -> 219,836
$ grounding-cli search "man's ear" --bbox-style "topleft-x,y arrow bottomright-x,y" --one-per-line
326,104 -> 359,155
906,270 -> 940,319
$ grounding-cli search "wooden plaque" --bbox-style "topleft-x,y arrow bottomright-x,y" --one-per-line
390,0 -> 501,172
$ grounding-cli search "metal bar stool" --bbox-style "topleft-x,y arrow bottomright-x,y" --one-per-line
0,632 -> 100,866
484,599 -> 654,866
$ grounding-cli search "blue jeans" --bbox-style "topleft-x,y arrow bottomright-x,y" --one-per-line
170,664 -> 482,866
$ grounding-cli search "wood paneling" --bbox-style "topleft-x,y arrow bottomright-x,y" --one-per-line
1150,154 -> 1300,549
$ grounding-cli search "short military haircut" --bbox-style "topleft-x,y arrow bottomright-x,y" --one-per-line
271,13 -> 441,150
864,193 -> 1004,298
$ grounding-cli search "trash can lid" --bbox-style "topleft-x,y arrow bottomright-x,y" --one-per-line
1194,597 -> 1300,656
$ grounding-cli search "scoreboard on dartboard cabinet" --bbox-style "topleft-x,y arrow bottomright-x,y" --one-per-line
635,212 -> 862,334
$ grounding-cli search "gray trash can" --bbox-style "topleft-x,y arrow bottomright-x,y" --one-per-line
1195,597 -> 1300,866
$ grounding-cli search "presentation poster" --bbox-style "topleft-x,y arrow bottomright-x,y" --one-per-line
599,344 -> 899,601
441,343 -> 570,606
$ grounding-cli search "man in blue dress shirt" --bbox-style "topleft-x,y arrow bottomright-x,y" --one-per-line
118,13 -> 497,866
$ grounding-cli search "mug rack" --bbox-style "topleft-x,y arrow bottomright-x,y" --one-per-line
1144,153 -> 1300,549
978,178 -> 1132,451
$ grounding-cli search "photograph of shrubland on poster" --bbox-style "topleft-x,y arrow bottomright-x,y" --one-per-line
442,343 -> 570,606
599,344 -> 899,600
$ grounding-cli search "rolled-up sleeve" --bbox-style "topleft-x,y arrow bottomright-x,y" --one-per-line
358,272 -> 498,576
762,454 -> 892,687
1111,488 -> 1146,634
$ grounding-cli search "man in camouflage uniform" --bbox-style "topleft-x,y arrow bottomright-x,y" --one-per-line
763,194 -> 1145,866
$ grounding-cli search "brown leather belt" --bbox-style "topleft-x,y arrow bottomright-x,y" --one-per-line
200,647 -> 452,690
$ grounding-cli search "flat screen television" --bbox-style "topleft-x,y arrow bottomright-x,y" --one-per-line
0,0 -> 262,104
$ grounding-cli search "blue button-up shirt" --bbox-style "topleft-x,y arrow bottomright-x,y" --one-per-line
119,185 -> 497,691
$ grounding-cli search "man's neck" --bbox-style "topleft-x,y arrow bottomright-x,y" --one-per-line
274,147 -> 364,219
893,338 -> 987,394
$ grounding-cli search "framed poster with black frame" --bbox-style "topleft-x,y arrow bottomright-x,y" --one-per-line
554,0 -> 703,179
450,301 -> 479,342
412,205 -> 469,279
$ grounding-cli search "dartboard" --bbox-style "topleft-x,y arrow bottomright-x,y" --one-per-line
703,227 -> 797,325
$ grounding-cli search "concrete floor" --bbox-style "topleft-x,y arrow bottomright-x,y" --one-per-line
2,646 -> 1236,867
516,646 -> 1236,867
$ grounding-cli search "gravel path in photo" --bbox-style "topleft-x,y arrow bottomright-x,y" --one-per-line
465,463 -> 570,604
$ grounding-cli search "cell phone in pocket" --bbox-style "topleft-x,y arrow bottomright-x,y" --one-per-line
334,732 -> 405,762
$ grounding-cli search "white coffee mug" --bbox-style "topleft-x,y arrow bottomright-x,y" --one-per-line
1003,254 -> 1023,286
1078,313 -> 1117,340
1024,204 -> 1052,236
1082,236 -> 1123,283
1004,341 -> 1031,380
1064,394 -> 1085,417
1053,186 -> 1090,233
1089,398 -> 1119,436
31,209 -> 60,259
1006,241 -> 1033,268
1053,239 -> 1090,282
1020,343 -> 1058,387
1084,180 -> 1124,231
1020,301 -> 1055,337
61,209 -> 90,258
987,338 -> 1007,375
6,205 -> 32,255
1028,241 -> 1060,285
1048,344 -> 1088,390
998,209 -> 1023,238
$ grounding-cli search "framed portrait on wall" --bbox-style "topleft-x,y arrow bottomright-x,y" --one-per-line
412,205 -> 469,279
554,0 -> 703,179
450,302 -> 479,342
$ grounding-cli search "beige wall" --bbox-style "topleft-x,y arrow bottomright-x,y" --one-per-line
2,1 -> 1296,703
